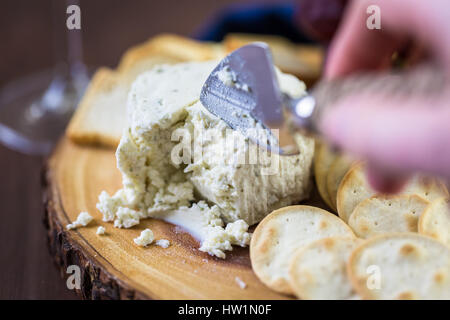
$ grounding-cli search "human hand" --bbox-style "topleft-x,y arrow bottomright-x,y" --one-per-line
319,0 -> 450,192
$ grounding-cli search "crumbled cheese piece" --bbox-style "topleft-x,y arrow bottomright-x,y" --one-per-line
216,66 -> 250,92
96,226 -> 106,235
239,83 -> 250,92
155,201 -> 252,258
235,276 -> 247,289
155,239 -> 170,248
199,226 -> 233,259
199,220 -> 252,259
96,190 -> 125,222
66,212 -> 93,230
134,229 -> 154,247
216,66 -> 235,86
114,207 -> 142,228
225,220 -> 252,247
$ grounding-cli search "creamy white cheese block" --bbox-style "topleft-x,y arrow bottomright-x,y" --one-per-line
97,61 -> 314,258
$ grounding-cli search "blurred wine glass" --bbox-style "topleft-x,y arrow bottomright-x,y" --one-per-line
0,0 -> 89,155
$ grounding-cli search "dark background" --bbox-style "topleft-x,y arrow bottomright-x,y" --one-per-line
0,0 -> 291,299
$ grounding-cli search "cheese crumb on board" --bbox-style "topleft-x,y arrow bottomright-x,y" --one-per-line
134,229 -> 154,247
235,276 -> 247,289
199,220 -> 252,259
96,226 -> 106,235
66,212 -> 93,230
155,239 -> 170,248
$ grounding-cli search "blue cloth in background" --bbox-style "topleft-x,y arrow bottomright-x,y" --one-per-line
194,2 -> 314,44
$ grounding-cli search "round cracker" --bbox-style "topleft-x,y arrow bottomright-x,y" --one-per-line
289,236 -> 362,300
336,162 -> 371,222
326,156 -> 352,211
348,194 -> 430,239
314,142 -> 337,210
348,233 -> 450,300
337,162 -> 448,222
250,205 -> 355,294
419,197 -> 450,247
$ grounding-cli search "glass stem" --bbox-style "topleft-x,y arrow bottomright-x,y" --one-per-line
36,0 -> 88,114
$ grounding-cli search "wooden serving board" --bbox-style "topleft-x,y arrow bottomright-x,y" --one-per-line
44,137 -> 303,299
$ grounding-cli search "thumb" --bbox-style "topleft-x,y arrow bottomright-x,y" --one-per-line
365,161 -> 410,194
319,93 -> 450,183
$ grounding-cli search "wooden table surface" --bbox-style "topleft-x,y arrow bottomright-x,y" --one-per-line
0,145 -> 77,299
0,0 -> 290,299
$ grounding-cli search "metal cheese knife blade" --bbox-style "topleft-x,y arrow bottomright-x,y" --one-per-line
200,43 -> 443,155
200,42 -> 305,155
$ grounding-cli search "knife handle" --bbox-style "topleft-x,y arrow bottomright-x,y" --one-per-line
284,63 -> 446,137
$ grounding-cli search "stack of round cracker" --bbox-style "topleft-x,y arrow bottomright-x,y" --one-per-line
250,150 -> 450,299
250,206 -> 355,296
314,142 -> 352,212
337,162 -> 448,223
